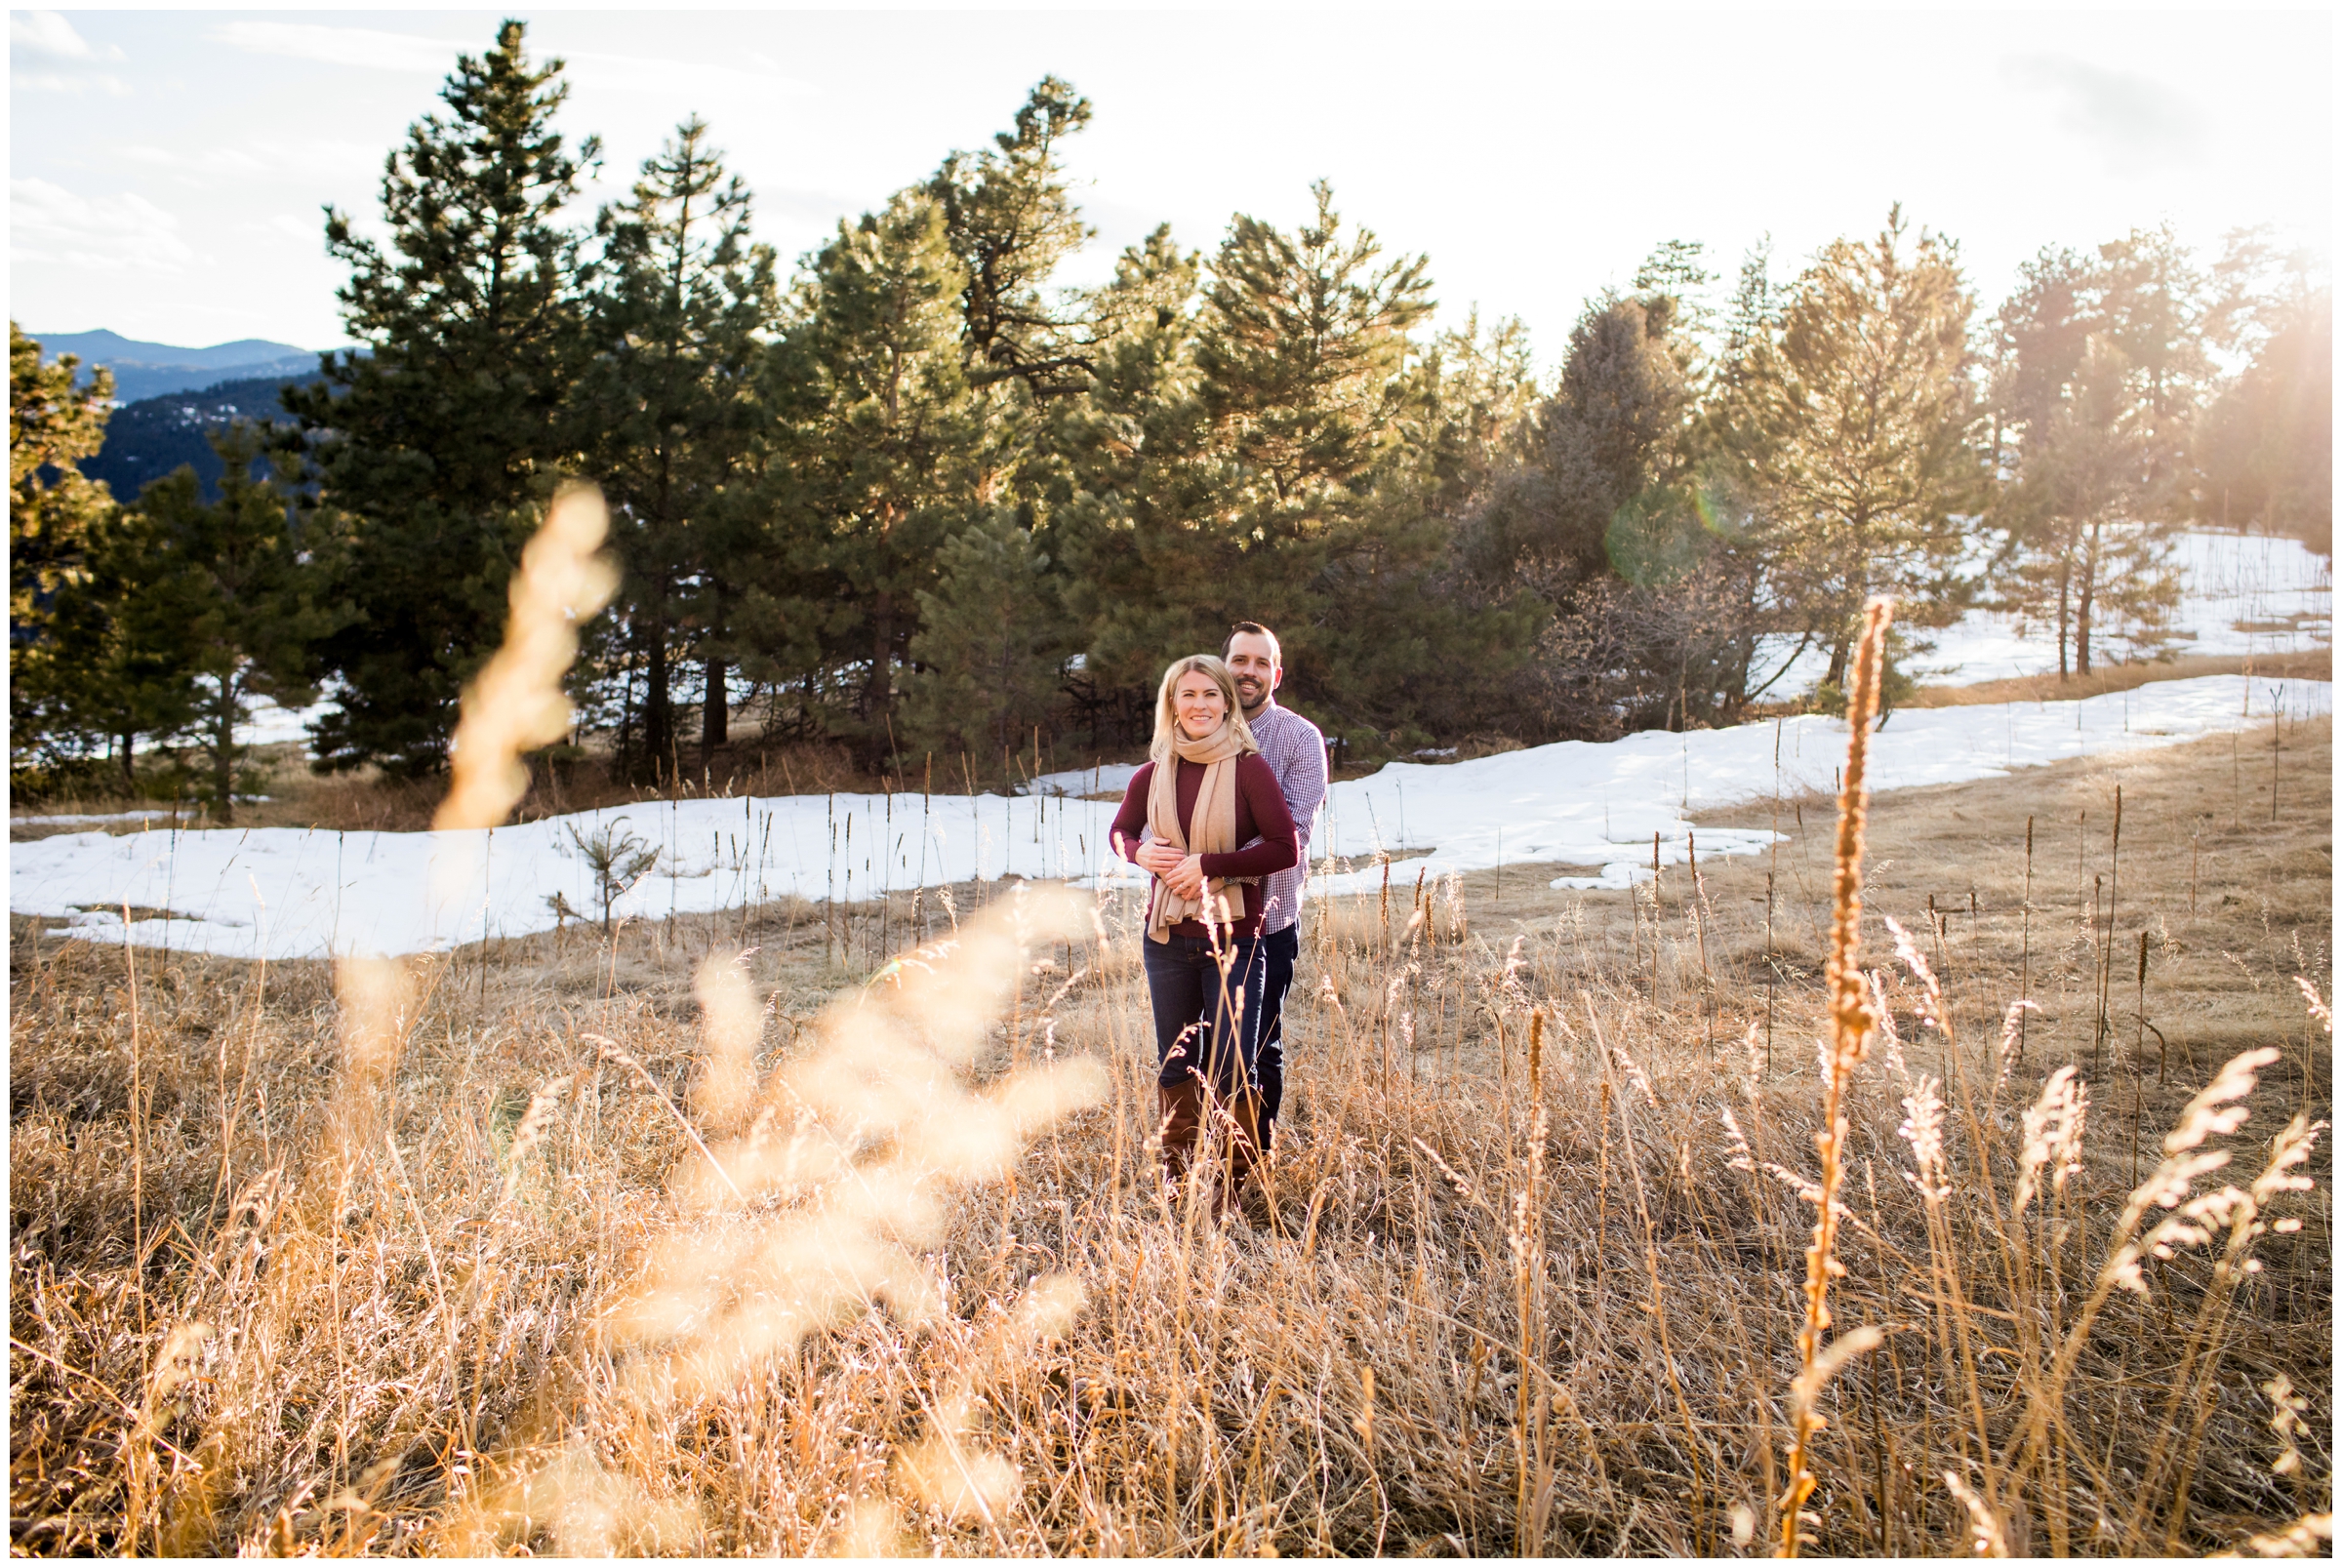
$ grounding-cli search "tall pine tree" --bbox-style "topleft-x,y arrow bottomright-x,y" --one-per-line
760,191 -> 990,765
1729,207 -> 1985,685
927,77 -> 1098,400
1060,184 -> 1498,744
580,116 -> 779,781
286,20 -> 597,776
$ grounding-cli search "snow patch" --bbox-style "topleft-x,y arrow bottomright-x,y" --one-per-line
1761,530 -> 2329,692
11,674 -> 2326,960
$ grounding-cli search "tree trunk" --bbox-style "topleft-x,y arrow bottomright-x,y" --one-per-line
642,614 -> 673,784
862,590 -> 896,766
2075,519 -> 2101,678
118,732 -> 136,791
212,684 -> 236,825
703,657 -> 728,768
614,639 -> 638,783
2056,547 -> 2074,680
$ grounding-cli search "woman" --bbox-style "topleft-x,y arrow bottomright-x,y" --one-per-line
1110,655 -> 1298,1215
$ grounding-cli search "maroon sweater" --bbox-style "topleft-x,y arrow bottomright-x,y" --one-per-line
1110,752 -> 1298,941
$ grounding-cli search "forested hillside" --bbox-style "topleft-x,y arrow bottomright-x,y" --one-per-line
77,371 -> 328,502
10,20 -> 2331,805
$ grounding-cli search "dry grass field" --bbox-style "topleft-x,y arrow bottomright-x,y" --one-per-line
9,692 -> 2330,1555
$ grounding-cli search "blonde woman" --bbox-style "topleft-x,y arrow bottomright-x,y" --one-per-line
1109,655 -> 1298,1214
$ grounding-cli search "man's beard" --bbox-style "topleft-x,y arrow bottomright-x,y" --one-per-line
1235,679 -> 1267,712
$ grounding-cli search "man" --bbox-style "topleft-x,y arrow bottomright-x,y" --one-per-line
1223,621 -> 1327,1154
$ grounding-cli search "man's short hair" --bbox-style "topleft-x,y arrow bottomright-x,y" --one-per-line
1225,621 -> 1281,667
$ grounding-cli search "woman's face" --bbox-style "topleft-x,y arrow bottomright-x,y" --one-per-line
1173,670 -> 1228,740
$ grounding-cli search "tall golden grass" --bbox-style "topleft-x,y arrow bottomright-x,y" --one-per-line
7,530 -> 2331,1553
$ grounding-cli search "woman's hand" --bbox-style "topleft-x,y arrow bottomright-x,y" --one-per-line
1164,854 -> 1207,903
1135,839 -> 1185,877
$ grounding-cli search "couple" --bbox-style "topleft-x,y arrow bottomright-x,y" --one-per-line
1107,623 -> 1328,1218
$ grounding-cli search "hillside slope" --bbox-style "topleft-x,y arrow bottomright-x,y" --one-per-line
80,370 -> 327,501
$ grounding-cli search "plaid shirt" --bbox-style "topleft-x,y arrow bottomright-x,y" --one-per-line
1245,698 -> 1328,935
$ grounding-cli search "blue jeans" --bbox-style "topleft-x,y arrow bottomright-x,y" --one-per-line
1142,933 -> 1264,1098
1255,924 -> 1300,1142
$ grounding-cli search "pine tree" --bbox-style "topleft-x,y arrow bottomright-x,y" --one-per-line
1993,239 -> 2199,675
10,323 -> 119,772
2094,223 -> 2212,487
2195,286 -> 2332,550
1045,226 -> 1206,739
927,77 -> 1097,399
1731,207 -> 1986,685
285,20 -> 597,777
2002,337 -> 2178,674
580,116 -> 779,781
763,190 -> 989,765
1060,184 -> 1482,744
40,523 -> 192,791
1463,292 -> 1690,596
103,427 -> 340,821
901,509 -> 1065,766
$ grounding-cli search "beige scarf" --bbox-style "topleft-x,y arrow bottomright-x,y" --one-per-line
1145,720 -> 1248,943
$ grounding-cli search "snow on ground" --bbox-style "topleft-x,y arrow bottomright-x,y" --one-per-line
235,695 -> 331,747
1762,530 -> 2330,692
14,674 -> 2326,961
1021,762 -> 1143,798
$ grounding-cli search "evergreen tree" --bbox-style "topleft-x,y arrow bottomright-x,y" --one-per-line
1993,238 -> 2201,674
927,77 -> 1098,399
2000,337 -> 2178,674
40,521 -> 193,790
580,116 -> 779,781
1059,184 -> 1499,744
901,509 -> 1065,766
1462,279 -> 1785,738
1730,207 -> 1986,685
1631,237 -> 1719,352
104,427 -> 340,821
1463,292 -> 1689,596
2094,223 -> 2212,489
1716,238 -> 1780,398
2195,286 -> 2332,550
285,20 -> 597,777
1045,225 -> 1206,738
10,323 -> 118,771
763,190 -> 989,765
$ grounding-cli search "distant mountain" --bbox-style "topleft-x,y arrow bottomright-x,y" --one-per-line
82,371 -> 329,503
29,329 -> 326,403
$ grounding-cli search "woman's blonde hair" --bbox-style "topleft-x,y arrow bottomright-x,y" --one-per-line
1150,655 -> 1259,764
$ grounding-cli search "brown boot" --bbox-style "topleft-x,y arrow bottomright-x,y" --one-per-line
1214,1090 -> 1266,1223
1157,1080 -> 1204,1197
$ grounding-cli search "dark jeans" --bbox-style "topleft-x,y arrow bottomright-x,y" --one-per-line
1256,924 -> 1300,1142
1142,933 -> 1264,1098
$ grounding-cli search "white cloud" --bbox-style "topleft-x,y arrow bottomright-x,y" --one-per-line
2007,55 -> 2207,179
11,9 -> 129,92
121,138 -> 382,184
10,11 -> 121,63
210,20 -> 809,100
559,49 -> 815,101
10,179 -> 197,274
210,20 -> 468,75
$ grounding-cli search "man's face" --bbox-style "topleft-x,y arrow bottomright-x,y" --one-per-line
1226,633 -> 1281,712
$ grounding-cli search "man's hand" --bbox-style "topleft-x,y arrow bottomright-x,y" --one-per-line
1135,840 -> 1185,877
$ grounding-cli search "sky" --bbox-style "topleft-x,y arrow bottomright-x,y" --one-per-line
9,5 -> 2333,367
